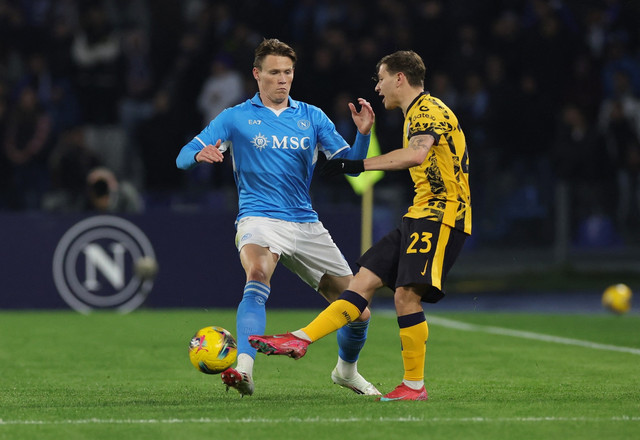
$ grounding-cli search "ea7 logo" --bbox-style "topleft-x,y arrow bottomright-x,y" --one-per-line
248,119 -> 261,125
52,216 -> 156,314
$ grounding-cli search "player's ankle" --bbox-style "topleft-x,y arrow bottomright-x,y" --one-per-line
291,330 -> 312,342
335,358 -> 357,378
402,379 -> 424,390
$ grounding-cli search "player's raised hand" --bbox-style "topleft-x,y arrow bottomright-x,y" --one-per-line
349,98 -> 375,135
196,139 -> 225,164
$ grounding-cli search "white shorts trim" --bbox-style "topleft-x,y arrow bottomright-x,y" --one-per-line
235,216 -> 352,290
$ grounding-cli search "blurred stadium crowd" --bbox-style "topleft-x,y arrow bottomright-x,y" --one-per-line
1,0 -> 639,248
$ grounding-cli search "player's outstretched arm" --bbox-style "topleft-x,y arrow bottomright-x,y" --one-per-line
364,134 -> 433,171
321,134 -> 434,176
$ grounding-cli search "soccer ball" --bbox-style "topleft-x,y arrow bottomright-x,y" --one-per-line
188,326 -> 237,374
602,284 -> 633,315
134,256 -> 158,280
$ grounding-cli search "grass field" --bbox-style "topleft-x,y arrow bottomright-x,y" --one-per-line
1,309 -> 639,440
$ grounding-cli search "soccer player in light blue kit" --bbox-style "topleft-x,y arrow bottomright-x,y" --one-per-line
176,39 -> 380,397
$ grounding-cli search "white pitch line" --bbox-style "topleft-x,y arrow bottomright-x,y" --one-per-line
427,316 -> 640,355
1,416 -> 639,425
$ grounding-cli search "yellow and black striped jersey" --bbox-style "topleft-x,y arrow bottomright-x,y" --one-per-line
403,92 -> 472,235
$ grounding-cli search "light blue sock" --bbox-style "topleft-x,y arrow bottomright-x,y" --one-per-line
236,281 -> 270,358
336,319 -> 369,363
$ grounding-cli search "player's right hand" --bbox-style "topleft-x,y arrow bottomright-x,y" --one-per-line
196,139 -> 225,163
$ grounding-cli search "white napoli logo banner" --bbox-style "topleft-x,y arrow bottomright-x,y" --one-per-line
52,216 -> 156,314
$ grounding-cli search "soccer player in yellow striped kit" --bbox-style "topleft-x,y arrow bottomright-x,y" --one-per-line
250,50 -> 471,401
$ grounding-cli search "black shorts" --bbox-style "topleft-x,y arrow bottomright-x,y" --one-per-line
357,218 -> 467,303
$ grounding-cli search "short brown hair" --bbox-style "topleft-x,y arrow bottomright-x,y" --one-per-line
253,38 -> 297,69
376,51 -> 425,87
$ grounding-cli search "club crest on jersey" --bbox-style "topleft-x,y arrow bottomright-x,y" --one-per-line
297,119 -> 311,130
251,133 -> 269,150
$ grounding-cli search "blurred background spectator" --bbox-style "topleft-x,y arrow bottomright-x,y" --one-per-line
71,3 -> 122,125
1,0 -> 639,252
84,166 -> 144,213
197,53 -> 245,125
2,84 -> 53,210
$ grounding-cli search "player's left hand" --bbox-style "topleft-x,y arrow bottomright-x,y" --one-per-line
349,98 -> 375,135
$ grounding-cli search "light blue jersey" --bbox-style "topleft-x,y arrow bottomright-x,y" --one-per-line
177,93 -> 370,223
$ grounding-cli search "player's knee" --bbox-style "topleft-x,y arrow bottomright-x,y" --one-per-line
318,274 -> 351,302
394,288 -> 423,315
357,306 -> 371,322
246,268 -> 270,285
348,270 -> 381,299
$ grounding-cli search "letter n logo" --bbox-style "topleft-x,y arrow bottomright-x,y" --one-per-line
53,216 -> 156,314
83,243 -> 126,290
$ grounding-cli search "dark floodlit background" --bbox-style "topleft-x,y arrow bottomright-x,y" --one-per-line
2,0 -> 640,309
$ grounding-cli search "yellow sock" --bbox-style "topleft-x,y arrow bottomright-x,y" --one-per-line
301,299 -> 362,341
399,320 -> 429,382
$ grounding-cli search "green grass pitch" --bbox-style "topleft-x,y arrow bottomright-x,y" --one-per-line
1,309 -> 639,440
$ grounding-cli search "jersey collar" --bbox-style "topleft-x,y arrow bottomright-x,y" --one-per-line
251,93 -> 299,109
406,91 -> 429,114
